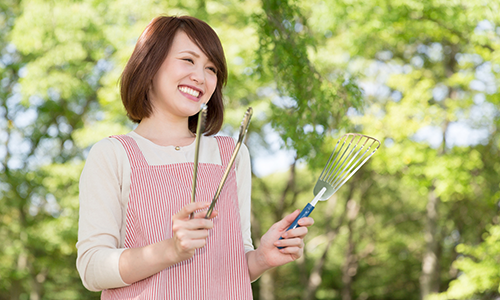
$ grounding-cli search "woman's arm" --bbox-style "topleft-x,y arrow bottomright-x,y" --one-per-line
77,138 -> 129,291
77,139 -> 217,290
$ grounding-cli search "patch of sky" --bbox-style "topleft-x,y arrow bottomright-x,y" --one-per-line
303,124 -> 314,134
376,50 -> 393,61
29,194 -> 43,216
0,144 -> 6,162
282,19 -> 292,30
294,22 -> 304,33
6,87 -> 22,111
233,56 -> 244,65
414,115 -> 494,148
7,156 -> 24,169
391,90 -> 402,102
469,79 -> 486,92
68,97 -> 85,114
403,64 -> 413,74
315,124 -> 325,134
417,43 -> 444,62
385,138 -> 394,147
429,43 -> 443,62
272,95 -> 298,109
456,53 -> 483,66
95,110 -> 105,121
359,82 -> 391,99
1,77 -> 10,89
14,108 -> 37,128
410,56 -> 424,68
346,106 -> 363,117
252,123 -> 296,177
63,139 -> 73,151
8,133 -> 31,159
413,126 -> 443,148
47,124 -> 59,137
257,86 -> 275,98
18,66 -> 27,78
29,95 -> 44,107
475,62 -> 497,94
87,59 -> 113,88
493,64 -> 500,73
243,67 -> 253,76
34,138 -> 58,164
469,99 -> 496,127
45,193 -> 61,217
446,121 -> 489,147
432,84 -> 449,101
96,58 -> 114,73
48,87 -> 61,102
0,106 -> 5,125
58,116 -> 72,134
1,54 -> 15,66
1,44 -> 18,66
475,20 -> 494,33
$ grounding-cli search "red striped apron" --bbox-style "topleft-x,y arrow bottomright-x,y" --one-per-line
101,135 -> 253,300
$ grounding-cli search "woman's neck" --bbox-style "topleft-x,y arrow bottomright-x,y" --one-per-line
134,117 -> 195,147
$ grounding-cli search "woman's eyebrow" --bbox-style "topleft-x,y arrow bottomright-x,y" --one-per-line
179,50 -> 200,58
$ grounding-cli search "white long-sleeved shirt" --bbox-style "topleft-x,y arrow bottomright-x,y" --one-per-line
76,131 -> 253,291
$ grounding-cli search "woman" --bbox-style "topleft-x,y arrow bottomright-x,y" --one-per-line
77,15 -> 314,299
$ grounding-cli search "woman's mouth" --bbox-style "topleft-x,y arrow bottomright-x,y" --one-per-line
179,86 -> 201,98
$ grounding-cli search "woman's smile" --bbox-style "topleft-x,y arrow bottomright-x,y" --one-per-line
178,85 -> 203,99
148,30 -> 217,118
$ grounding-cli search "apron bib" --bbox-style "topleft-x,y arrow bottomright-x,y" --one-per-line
101,135 -> 252,300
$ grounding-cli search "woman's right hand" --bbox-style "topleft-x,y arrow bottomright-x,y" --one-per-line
119,202 -> 217,285
170,202 -> 217,263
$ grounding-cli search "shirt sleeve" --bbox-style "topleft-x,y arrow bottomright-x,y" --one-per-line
76,138 -> 130,291
235,143 -> 254,253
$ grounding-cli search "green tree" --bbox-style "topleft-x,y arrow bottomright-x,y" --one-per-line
305,0 -> 500,299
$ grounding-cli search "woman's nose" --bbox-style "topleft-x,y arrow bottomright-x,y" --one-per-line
190,67 -> 205,85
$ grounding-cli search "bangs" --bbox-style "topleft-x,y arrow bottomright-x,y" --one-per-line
180,22 -> 227,87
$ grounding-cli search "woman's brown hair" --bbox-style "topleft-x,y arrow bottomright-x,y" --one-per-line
120,16 -> 227,135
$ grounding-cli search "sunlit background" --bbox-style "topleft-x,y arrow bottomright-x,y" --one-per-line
1,0 -> 499,299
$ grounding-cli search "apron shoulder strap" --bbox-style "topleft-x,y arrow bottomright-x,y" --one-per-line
110,135 -> 149,168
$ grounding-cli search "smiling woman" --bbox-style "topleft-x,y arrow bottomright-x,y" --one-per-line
120,16 -> 227,136
76,15 -> 315,300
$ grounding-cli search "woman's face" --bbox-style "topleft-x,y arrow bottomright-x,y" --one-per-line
148,30 -> 218,121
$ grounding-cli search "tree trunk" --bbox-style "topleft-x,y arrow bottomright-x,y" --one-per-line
302,194 -> 342,300
420,186 -> 440,299
259,271 -> 275,300
341,199 -> 359,300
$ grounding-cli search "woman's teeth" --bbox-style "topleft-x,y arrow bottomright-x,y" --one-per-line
179,86 -> 200,98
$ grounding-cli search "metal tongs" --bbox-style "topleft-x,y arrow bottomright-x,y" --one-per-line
190,104 -> 208,218
205,107 -> 253,218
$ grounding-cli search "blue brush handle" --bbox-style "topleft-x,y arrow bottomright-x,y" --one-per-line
277,203 -> 315,249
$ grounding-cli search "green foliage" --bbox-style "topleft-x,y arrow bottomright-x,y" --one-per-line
254,0 -> 363,160
429,225 -> 500,300
1,0 -> 500,299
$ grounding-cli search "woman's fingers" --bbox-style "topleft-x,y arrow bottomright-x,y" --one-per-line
275,236 -> 304,247
173,202 -> 210,220
192,208 -> 218,219
281,225 -> 309,239
297,216 -> 314,227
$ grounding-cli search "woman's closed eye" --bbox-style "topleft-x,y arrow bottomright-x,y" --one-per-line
182,58 -> 194,64
207,66 -> 217,74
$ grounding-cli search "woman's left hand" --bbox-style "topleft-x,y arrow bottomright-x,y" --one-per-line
257,210 -> 315,268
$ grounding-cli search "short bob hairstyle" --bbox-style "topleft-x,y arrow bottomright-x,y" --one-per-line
120,16 -> 227,135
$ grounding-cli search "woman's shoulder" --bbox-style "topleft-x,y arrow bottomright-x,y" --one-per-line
86,136 -> 128,164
